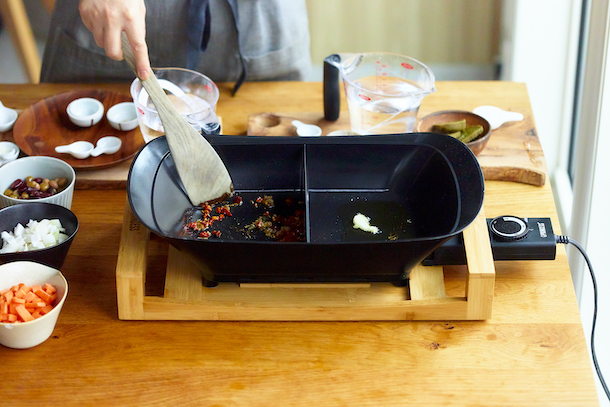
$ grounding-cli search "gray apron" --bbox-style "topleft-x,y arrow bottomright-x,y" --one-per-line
40,0 -> 311,88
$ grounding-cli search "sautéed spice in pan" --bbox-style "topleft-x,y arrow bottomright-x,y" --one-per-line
180,192 -> 306,242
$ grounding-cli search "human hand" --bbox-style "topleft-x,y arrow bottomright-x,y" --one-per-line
79,0 -> 151,80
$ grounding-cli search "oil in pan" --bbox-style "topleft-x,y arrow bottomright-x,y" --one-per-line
339,199 -> 416,242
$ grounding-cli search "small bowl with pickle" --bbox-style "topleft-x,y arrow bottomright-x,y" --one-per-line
0,156 -> 75,210
416,110 -> 492,156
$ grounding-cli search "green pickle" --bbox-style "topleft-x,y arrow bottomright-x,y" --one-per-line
432,119 -> 467,133
432,119 -> 484,144
460,125 -> 484,143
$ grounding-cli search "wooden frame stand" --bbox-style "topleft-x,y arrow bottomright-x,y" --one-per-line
116,201 -> 495,321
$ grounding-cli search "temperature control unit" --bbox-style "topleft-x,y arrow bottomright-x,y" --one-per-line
423,216 -> 557,266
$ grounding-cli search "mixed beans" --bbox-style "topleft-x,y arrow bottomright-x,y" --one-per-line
4,176 -> 68,200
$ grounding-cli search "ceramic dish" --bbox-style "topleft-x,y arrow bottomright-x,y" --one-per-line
107,102 -> 138,131
0,156 -> 75,209
0,141 -> 20,166
0,261 -> 68,349
0,202 -> 79,269
12,89 -> 145,170
416,110 -> 492,156
0,101 -> 18,132
67,97 -> 104,127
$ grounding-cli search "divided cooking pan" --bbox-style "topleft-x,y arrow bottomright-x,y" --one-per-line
127,133 -> 484,285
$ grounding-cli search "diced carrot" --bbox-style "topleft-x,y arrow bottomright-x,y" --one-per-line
8,303 -> 18,315
1,282 -> 58,324
35,289 -> 52,304
15,304 -> 34,322
24,291 -> 38,303
39,305 -> 54,315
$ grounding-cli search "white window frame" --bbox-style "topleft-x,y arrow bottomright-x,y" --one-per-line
503,0 -> 610,404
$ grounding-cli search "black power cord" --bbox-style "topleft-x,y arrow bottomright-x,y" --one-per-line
556,235 -> 610,400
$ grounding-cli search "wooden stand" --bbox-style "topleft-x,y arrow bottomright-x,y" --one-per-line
116,201 -> 495,321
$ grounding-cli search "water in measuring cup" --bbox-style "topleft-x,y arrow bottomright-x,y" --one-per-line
346,76 -> 423,135
138,93 -> 213,142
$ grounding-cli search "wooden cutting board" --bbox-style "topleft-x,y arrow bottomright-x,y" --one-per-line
247,110 -> 547,186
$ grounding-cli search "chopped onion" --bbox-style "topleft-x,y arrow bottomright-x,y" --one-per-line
0,219 -> 69,253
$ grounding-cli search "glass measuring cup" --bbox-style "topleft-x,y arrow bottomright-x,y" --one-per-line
130,68 -> 221,143
324,53 -> 436,135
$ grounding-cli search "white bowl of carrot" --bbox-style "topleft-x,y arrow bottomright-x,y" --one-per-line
0,261 -> 68,349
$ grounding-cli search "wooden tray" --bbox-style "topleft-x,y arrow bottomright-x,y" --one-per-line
247,109 -> 547,186
13,89 -> 145,170
116,201 -> 495,321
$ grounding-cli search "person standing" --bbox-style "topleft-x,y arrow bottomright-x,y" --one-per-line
41,0 -> 312,93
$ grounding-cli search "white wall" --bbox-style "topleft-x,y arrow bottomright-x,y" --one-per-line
500,0 -> 580,178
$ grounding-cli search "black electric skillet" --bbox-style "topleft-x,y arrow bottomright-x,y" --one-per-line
127,133 -> 484,286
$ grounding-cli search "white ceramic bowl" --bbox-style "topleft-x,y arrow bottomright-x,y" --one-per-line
66,97 -> 104,127
106,102 -> 138,131
0,104 -> 18,132
0,156 -> 75,209
0,261 -> 68,349
0,141 -> 20,166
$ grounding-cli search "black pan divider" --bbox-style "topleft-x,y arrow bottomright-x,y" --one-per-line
303,144 -> 311,243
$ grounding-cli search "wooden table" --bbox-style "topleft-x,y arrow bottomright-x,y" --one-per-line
0,82 -> 601,406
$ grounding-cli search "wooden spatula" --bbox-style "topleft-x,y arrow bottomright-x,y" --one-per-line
120,33 -> 233,205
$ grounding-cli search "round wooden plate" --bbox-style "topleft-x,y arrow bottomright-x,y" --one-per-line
13,89 -> 145,170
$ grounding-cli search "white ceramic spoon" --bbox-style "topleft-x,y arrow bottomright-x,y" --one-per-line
473,105 -> 524,130
292,120 -> 322,137
91,136 -> 122,157
55,141 -> 94,159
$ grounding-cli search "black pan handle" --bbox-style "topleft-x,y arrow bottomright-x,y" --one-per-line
323,54 -> 341,121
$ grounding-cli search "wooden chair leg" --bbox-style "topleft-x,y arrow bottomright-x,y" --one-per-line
0,0 -> 42,83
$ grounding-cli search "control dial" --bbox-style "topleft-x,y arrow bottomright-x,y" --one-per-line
490,216 -> 529,241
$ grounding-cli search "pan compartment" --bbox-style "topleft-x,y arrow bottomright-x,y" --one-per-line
304,143 -> 460,243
